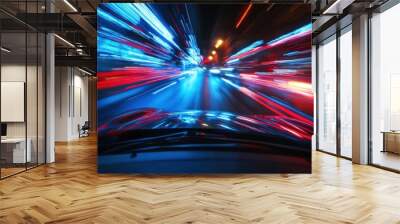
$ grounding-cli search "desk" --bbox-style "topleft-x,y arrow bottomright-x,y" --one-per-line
1,138 -> 31,163
382,131 -> 400,154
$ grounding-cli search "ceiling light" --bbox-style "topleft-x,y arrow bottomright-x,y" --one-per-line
1,47 -> 11,53
322,0 -> 354,15
63,0 -> 78,12
323,0 -> 341,14
78,67 -> 93,76
54,34 -> 75,48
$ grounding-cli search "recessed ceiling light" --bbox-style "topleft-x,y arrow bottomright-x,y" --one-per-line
54,34 -> 75,48
1,47 -> 11,53
322,0 -> 354,15
63,0 -> 78,12
78,67 -> 93,76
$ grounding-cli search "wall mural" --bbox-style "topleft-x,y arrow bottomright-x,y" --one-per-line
97,3 -> 313,173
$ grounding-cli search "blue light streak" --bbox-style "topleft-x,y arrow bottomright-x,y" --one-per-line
221,78 -> 240,89
152,81 -> 177,95
209,68 -> 221,74
267,23 -> 312,45
231,40 -> 263,57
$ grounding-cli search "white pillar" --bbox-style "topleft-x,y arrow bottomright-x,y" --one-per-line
46,0 -> 55,163
352,14 -> 369,164
46,33 -> 55,163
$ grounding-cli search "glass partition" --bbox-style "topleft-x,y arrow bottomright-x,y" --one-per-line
1,30 -> 28,177
27,31 -> 38,169
38,32 -> 45,165
317,35 -> 337,154
0,1 -> 46,179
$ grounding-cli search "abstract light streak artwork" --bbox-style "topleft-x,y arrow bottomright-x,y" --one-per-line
97,3 -> 312,173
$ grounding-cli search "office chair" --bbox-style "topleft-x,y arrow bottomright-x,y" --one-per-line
78,121 -> 90,138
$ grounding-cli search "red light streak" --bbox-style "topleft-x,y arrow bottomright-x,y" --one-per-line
236,86 -> 313,126
235,3 -> 253,29
97,67 -> 181,90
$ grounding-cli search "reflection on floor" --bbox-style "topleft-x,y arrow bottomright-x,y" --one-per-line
0,167 -> 25,178
0,163 -> 42,178
0,135 -> 400,223
373,150 -> 400,170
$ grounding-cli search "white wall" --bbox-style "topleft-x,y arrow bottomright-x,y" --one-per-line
1,64 -> 26,81
55,67 -> 70,141
1,65 -> 26,129
54,67 -> 89,141
1,63 -> 46,164
72,73 -> 89,138
1,64 -> 28,138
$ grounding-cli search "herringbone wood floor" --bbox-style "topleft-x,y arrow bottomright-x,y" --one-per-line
1,136 -> 400,224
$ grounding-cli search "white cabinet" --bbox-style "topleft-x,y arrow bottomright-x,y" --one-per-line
1,138 -> 32,163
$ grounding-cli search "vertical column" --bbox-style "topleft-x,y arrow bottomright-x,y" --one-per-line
336,30 -> 341,156
46,0 -> 55,163
352,14 -> 369,164
312,45 -> 317,151
88,77 -> 97,133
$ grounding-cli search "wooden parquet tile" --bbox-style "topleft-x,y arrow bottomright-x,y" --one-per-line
1,136 -> 400,224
